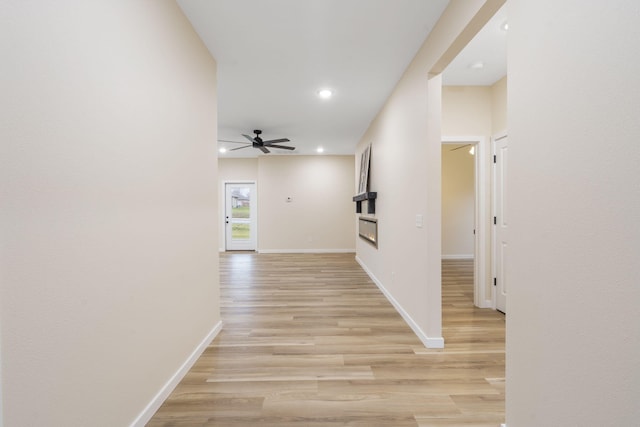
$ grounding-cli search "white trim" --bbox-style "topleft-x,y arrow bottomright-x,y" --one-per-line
441,136 -> 484,144
130,321 -> 223,427
258,248 -> 355,254
441,254 -> 474,260
442,136 -> 488,310
494,131 -> 508,142
356,256 -> 445,349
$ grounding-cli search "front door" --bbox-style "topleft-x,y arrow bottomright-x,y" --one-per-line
225,183 -> 257,251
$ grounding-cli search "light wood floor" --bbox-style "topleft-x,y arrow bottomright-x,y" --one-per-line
148,254 -> 505,426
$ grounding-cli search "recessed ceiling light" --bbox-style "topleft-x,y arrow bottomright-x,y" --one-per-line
317,89 -> 333,99
469,61 -> 484,70
219,147 -> 227,153
501,21 -> 509,31
316,147 -> 324,153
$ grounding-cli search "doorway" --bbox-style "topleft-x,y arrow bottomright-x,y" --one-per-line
224,182 -> 257,251
441,137 -> 489,308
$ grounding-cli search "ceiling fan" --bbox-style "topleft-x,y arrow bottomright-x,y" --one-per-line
219,130 -> 295,154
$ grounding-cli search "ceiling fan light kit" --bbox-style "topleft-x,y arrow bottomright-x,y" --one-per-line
224,129 -> 295,154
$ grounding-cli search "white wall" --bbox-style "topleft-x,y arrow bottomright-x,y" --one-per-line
0,2 -> 220,426
219,156 -> 355,252
491,76 -> 507,134
441,145 -> 475,258
219,158 -> 259,182
442,86 -> 492,136
355,0 -> 505,347
508,1 -> 640,425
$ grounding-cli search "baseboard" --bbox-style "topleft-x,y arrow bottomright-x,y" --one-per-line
478,298 -> 493,309
441,254 -> 474,260
130,320 -> 223,427
258,249 -> 355,254
355,256 -> 445,349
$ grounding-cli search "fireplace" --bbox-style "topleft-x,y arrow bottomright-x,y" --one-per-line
358,217 -> 378,248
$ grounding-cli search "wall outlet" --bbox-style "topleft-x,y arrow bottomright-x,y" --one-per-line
415,214 -> 423,228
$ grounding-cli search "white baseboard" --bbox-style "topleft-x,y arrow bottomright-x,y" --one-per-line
441,254 -> 474,260
478,300 -> 492,309
130,320 -> 223,427
355,256 -> 444,349
478,298 -> 494,309
258,248 -> 355,254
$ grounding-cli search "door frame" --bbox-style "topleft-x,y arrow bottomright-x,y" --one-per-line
491,132 -> 508,311
222,181 -> 258,251
442,136 -> 490,308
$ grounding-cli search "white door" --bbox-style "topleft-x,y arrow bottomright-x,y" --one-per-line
225,183 -> 257,251
493,136 -> 508,313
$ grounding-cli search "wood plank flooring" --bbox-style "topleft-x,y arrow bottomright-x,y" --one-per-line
147,254 -> 504,426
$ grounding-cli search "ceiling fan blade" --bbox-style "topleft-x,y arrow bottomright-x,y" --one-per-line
263,138 -> 290,145
242,134 -> 256,143
258,146 -> 270,154
229,145 -> 251,151
450,144 -> 472,151
268,144 -> 295,150
218,139 -> 248,144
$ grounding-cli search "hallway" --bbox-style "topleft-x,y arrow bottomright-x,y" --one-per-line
148,254 -> 504,426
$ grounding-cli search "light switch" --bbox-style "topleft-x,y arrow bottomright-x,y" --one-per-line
415,214 -> 423,228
